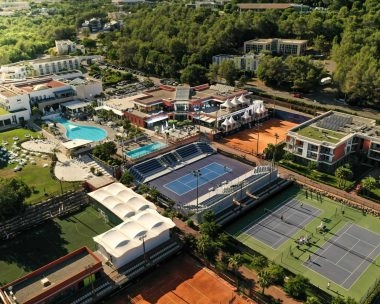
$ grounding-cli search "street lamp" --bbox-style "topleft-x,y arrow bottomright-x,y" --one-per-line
272,133 -> 279,168
139,234 -> 147,266
256,121 -> 262,156
192,169 -> 202,219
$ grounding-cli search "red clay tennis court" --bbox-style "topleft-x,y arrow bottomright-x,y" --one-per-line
224,119 -> 298,155
110,253 -> 254,304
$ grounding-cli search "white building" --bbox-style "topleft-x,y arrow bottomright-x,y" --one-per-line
67,77 -> 103,100
212,53 -> 262,72
244,38 -> 308,56
55,40 -> 85,55
0,84 -> 30,127
0,56 -> 81,81
90,183 -> 176,269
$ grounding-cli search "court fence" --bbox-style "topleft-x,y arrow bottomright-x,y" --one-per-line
359,277 -> 380,304
0,190 -> 88,241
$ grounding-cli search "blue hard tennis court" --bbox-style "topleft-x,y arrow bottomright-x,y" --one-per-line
164,162 -> 231,196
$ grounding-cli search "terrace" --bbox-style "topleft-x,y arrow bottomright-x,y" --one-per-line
0,107 -> 10,115
297,126 -> 346,144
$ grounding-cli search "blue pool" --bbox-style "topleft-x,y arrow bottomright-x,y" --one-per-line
126,142 -> 166,159
54,118 -> 107,141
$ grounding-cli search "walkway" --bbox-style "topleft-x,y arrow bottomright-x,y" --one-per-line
239,266 -> 303,304
211,142 -> 380,213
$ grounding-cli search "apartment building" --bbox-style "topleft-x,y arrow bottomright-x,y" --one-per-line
285,111 -> 380,172
212,53 -> 262,72
55,40 -> 85,55
244,38 -> 307,56
0,56 -> 81,81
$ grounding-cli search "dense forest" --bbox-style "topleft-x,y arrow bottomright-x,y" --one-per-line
0,0 -> 378,106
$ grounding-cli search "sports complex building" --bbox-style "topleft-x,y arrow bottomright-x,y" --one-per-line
129,142 -> 288,224
285,111 -> 380,172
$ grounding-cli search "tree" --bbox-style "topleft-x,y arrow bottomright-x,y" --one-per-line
284,275 -> 309,300
335,166 -> 352,188
250,255 -> 268,271
266,263 -> 285,285
120,171 -> 134,186
306,296 -> 321,304
360,176 -> 377,194
257,56 -> 287,86
258,270 -> 271,294
228,253 -> 243,288
218,60 -> 239,86
0,178 -> 31,221
180,64 -> 208,86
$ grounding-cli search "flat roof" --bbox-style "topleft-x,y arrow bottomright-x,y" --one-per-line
1,247 -> 102,304
61,100 -> 91,110
237,3 -> 292,10
15,79 -> 67,93
61,139 -> 93,149
134,88 -> 175,105
290,111 -> 380,143
245,38 -> 308,44
31,56 -> 76,64
105,95 -> 144,111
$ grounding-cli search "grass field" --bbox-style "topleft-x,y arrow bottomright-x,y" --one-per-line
1,128 -> 78,204
0,206 -> 112,285
225,185 -> 380,301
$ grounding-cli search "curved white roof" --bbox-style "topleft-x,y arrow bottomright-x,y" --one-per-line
119,221 -> 147,239
113,203 -> 136,219
106,182 -> 127,195
91,183 -> 176,265
102,196 -> 123,210
91,189 -> 112,202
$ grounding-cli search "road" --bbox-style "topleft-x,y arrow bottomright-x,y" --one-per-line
246,79 -> 379,121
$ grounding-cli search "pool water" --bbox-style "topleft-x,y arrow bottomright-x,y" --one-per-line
126,142 -> 166,159
54,118 -> 107,141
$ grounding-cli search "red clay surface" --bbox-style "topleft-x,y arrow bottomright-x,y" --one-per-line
109,254 -> 254,304
224,119 -> 298,155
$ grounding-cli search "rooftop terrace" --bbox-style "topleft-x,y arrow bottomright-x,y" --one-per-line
1,247 -> 102,304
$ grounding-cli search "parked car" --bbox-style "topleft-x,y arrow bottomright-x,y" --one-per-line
293,93 -> 303,98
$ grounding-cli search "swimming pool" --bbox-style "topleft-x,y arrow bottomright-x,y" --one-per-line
126,142 -> 166,159
54,118 -> 107,141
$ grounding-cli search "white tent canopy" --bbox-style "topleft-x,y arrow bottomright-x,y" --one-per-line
220,98 -> 235,108
230,96 -> 240,106
242,111 -> 251,120
238,94 -> 250,105
90,183 -> 175,269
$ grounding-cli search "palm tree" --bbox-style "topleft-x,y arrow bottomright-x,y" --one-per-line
335,166 -> 352,188
196,234 -> 212,260
360,176 -> 376,194
228,253 -> 243,289
258,270 -> 271,295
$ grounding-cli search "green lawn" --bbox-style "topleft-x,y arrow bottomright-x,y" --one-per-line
279,160 -> 355,190
1,128 -> 39,146
1,128 -> 79,204
0,108 -> 10,115
0,206 -> 113,285
297,126 -> 346,144
225,185 -> 380,302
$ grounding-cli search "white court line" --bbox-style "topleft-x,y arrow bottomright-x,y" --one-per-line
312,223 -> 353,265
345,231 -> 379,248
341,242 -> 380,286
344,231 -> 378,252
336,239 -> 360,265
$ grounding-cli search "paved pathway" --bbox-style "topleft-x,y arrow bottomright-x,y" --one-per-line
211,142 -> 380,214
